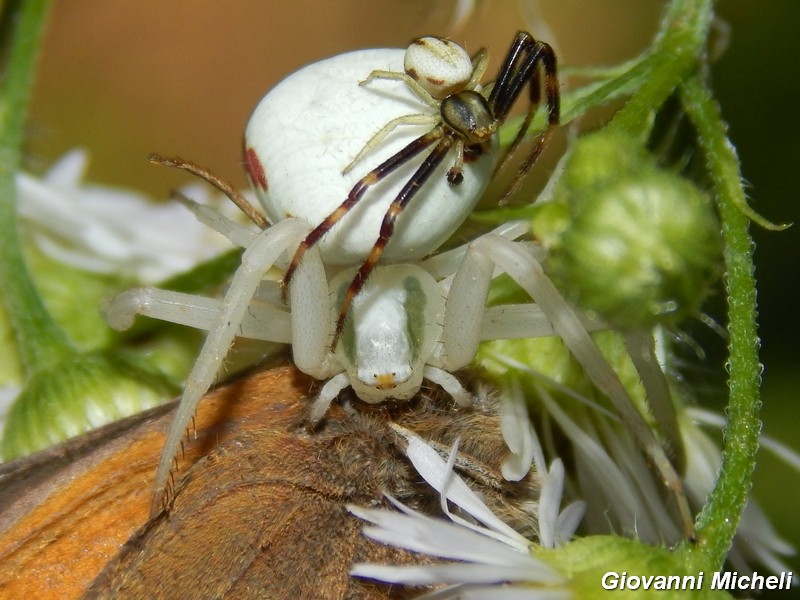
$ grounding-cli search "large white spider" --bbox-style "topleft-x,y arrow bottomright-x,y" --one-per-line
106,34 -> 690,530
106,34 -> 560,511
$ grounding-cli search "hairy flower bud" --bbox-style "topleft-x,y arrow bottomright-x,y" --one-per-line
1,351 -> 175,460
534,130 -> 721,329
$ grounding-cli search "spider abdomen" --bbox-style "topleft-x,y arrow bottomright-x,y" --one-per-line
245,49 -> 493,266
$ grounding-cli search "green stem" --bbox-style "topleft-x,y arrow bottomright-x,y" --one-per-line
0,0 -> 73,372
609,0 -> 713,141
680,76 -> 762,569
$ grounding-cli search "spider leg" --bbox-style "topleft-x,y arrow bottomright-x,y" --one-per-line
171,190 -> 258,249
465,234 -> 695,538
331,134 -> 455,349
446,139 -> 466,184
360,69 -> 439,108
487,32 -> 561,204
149,154 -> 269,229
105,287 -> 291,342
467,48 -> 489,89
480,303 -> 606,341
281,127 -> 444,300
342,113 -> 439,175
150,218 -> 310,517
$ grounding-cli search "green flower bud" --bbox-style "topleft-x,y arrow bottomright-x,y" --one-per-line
535,130 -> 721,329
1,350 -> 176,461
561,129 -> 652,193
537,536 -> 729,599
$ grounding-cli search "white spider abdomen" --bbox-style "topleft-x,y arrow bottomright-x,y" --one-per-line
244,48 -> 493,266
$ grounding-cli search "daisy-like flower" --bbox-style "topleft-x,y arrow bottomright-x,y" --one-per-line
2,150 -> 249,456
16,149 -> 237,283
348,389 -> 585,598
483,345 -> 798,583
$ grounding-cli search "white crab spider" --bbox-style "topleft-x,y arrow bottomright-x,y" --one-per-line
107,35 -> 563,514
107,217 -> 580,419
106,211 -> 610,509
110,196 -> 691,530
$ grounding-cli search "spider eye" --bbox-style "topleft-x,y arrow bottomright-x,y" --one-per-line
404,37 -> 473,99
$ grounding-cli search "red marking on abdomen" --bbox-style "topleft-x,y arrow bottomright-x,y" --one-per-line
244,146 -> 268,191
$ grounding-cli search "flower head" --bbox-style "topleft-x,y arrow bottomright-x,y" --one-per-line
349,397 -> 585,598
17,149 -> 236,283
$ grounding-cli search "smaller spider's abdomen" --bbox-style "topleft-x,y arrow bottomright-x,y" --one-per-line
441,91 -> 496,145
404,37 -> 473,99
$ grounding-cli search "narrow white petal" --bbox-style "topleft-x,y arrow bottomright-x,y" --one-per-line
537,459 -> 565,549
350,562 -> 563,585
554,501 -> 586,547
689,407 -> 800,472
43,148 -> 88,186
454,586 -> 572,600
392,424 -> 530,549
501,380 -> 543,481
348,504 -> 538,568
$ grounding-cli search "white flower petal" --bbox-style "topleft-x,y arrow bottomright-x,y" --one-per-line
430,586 -> 572,600
501,380 -> 543,481
392,423 -> 530,549
554,501 -> 586,547
348,504 -> 536,568
17,151 -> 238,282
42,148 -> 88,186
350,562 -> 561,586
537,458 -> 564,549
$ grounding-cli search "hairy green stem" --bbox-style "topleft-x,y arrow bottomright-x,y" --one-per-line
0,0 -> 71,372
680,76 -> 762,569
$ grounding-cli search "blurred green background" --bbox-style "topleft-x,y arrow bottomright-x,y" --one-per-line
24,0 -> 799,588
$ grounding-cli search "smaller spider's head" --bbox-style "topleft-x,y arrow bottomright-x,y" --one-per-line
405,37 -> 473,99
350,364 -> 423,404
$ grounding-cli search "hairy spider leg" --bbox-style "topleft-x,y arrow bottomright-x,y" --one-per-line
149,153 -> 269,229
487,32 -> 561,204
281,127 -> 445,300
151,218 -> 311,515
342,113 -> 438,176
463,234 -> 695,538
466,48 -> 489,89
331,134 -> 456,349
